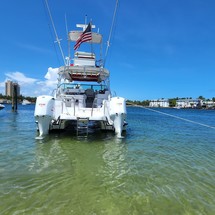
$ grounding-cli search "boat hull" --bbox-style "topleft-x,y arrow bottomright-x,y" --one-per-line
34,94 -> 127,138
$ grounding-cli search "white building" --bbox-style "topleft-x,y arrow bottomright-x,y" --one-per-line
149,99 -> 169,108
176,99 -> 202,108
202,100 -> 215,108
5,80 -> 20,96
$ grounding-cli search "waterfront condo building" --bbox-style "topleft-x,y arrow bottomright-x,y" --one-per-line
5,80 -> 20,96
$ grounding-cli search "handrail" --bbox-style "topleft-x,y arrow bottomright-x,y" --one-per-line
52,89 -> 57,97
73,97 -> 76,115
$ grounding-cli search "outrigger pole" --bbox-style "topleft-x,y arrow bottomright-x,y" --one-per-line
104,0 -> 119,66
65,13 -> 71,66
44,0 -> 66,65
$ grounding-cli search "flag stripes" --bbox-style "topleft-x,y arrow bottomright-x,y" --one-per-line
74,23 -> 92,50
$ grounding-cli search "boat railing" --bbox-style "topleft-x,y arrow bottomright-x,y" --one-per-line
52,89 -> 57,97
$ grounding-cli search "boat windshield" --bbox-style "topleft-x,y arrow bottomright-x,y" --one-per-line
58,82 -> 108,92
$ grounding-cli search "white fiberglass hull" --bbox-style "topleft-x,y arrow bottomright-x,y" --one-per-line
34,95 -> 127,138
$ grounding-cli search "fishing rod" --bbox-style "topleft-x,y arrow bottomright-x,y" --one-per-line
44,0 -> 66,65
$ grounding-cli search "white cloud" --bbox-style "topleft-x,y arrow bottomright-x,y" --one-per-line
33,67 -> 59,96
44,67 -> 58,87
5,72 -> 37,85
0,68 -> 59,97
0,82 -> 4,87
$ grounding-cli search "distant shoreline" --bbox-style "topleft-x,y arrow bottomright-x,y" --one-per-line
127,103 -> 215,110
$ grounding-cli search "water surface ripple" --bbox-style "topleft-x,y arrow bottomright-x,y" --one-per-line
0,105 -> 215,214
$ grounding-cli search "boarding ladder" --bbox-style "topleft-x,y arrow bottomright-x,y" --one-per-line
76,117 -> 89,137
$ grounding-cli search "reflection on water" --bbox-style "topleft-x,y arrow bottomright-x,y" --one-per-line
0,105 -> 215,214
1,132 -> 129,214
102,138 -> 129,191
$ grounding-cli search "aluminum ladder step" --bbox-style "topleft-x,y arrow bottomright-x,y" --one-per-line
77,117 -> 89,137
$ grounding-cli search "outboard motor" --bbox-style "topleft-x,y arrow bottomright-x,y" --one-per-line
34,95 -> 55,137
109,97 -> 127,137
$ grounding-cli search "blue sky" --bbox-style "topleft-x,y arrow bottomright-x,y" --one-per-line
0,0 -> 215,100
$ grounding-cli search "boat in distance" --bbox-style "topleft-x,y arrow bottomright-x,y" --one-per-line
34,22 -> 127,138
0,104 -> 5,110
22,99 -> 31,105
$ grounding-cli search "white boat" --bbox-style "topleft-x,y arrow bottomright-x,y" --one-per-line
34,21 -> 127,138
22,99 -> 31,105
0,104 -> 5,110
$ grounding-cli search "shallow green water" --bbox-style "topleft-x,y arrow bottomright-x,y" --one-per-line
0,105 -> 215,214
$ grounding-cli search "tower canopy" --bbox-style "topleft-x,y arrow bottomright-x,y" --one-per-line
68,23 -> 102,44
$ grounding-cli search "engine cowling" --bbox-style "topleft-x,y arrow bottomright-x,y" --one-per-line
34,95 -> 55,137
109,97 -> 127,137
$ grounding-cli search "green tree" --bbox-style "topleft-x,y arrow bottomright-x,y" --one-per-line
169,98 -> 176,107
198,96 -> 205,100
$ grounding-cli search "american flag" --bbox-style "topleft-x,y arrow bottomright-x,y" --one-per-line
74,23 -> 92,50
